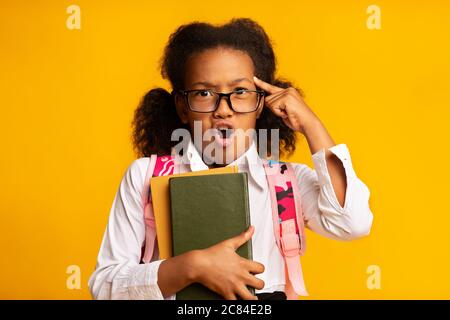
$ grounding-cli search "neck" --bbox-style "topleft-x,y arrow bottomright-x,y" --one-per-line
208,162 -> 227,169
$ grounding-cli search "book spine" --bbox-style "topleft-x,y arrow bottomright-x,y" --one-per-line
243,173 -> 252,261
242,173 -> 255,296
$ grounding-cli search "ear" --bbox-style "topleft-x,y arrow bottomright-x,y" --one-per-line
174,93 -> 189,124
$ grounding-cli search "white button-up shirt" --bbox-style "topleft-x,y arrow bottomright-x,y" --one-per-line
88,139 -> 373,299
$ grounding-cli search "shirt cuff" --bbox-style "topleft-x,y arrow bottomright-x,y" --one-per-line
126,260 -> 175,300
311,143 -> 355,210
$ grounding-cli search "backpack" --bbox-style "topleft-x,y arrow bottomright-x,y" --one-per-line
140,154 -> 308,299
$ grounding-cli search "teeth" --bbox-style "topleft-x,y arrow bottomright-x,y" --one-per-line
214,126 -> 233,139
214,124 -> 234,141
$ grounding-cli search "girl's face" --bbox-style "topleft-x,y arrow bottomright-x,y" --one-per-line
175,47 -> 263,166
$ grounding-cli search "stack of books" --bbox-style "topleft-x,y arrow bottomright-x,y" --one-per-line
150,167 -> 253,299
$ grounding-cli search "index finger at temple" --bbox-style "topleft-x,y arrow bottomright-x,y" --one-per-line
253,76 -> 283,94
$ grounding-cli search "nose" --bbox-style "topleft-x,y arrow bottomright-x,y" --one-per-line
213,95 -> 234,119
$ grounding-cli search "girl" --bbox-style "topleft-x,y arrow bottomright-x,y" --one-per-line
88,18 -> 373,300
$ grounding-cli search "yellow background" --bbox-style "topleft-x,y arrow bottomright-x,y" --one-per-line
1,0 -> 449,299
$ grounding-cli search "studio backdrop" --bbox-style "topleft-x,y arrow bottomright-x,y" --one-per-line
1,0 -> 449,299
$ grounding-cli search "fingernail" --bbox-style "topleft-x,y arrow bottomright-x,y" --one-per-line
253,76 -> 258,81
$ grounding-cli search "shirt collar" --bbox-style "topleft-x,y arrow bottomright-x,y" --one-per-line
176,136 -> 267,190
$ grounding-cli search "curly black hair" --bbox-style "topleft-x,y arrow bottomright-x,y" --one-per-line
132,18 -> 303,158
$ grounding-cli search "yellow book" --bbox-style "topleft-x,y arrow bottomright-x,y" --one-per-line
150,165 -> 238,259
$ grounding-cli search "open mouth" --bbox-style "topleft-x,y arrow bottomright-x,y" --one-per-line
217,128 -> 234,139
213,122 -> 235,147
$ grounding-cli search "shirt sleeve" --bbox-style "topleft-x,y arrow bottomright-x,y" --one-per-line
293,144 -> 374,241
88,158 -> 176,300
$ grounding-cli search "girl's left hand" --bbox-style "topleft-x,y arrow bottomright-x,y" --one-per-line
253,76 -> 318,134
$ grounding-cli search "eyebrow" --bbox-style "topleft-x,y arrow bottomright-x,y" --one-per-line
191,78 -> 252,87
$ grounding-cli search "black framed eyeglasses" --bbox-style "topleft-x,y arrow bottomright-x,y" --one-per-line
176,89 -> 265,113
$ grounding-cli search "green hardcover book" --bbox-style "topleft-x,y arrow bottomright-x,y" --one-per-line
169,172 -> 254,300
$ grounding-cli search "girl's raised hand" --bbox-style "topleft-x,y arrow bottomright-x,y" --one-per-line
253,76 -> 318,134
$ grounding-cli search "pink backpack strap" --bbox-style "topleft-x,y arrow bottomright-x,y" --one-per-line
141,155 -> 175,263
263,159 -> 308,298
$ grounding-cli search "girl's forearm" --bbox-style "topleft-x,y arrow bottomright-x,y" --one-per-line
302,117 -> 347,207
157,250 -> 201,298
